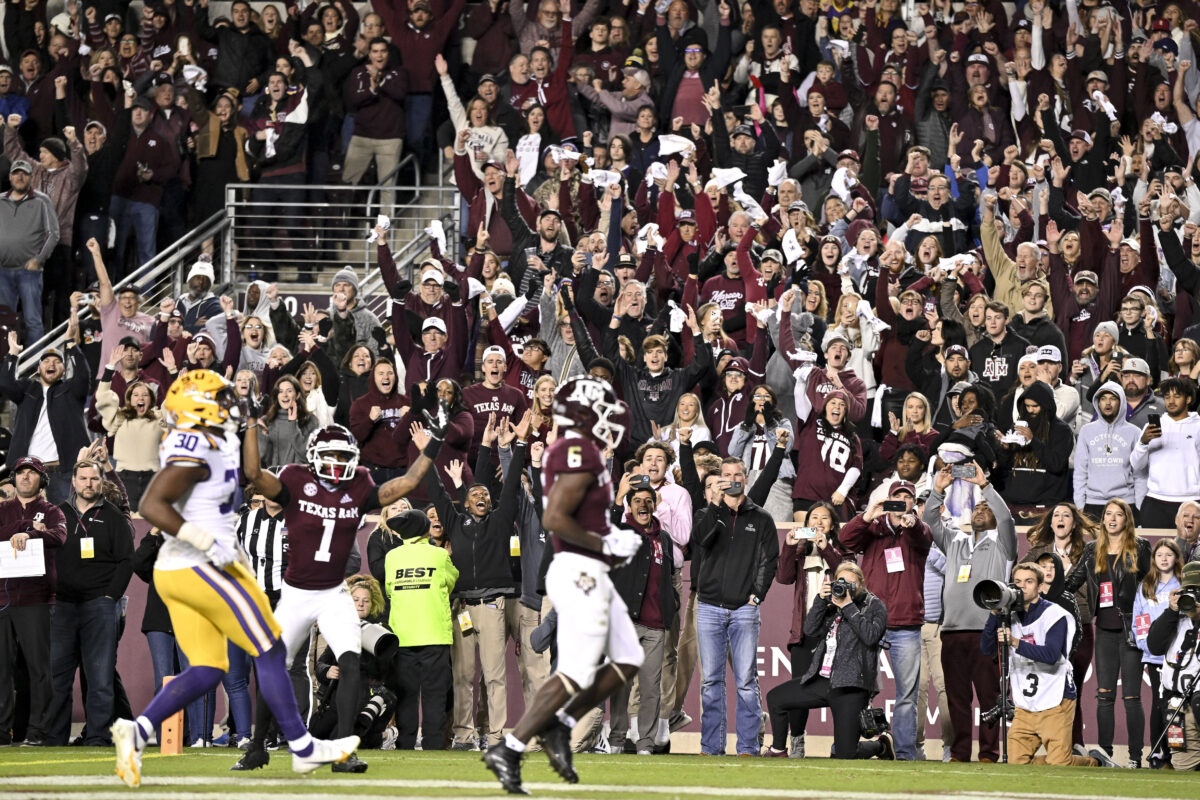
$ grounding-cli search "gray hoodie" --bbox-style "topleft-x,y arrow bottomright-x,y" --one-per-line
1072,381 -> 1147,508
922,483 -> 1018,632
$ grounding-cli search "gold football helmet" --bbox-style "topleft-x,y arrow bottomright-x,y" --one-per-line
163,369 -> 239,429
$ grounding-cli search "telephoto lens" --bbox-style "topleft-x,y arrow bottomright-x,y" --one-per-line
1179,588 -> 1199,614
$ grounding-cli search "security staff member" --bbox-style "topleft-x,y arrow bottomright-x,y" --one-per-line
0,457 -> 68,746
48,458 -> 134,746
385,510 -> 458,751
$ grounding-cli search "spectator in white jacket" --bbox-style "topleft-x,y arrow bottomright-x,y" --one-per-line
829,292 -> 881,406
1130,377 -> 1200,528
1073,381 -> 1147,520
437,56 -> 509,180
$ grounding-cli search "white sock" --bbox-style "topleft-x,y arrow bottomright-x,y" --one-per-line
134,716 -> 153,749
556,709 -> 578,729
288,732 -> 314,755
505,733 -> 527,753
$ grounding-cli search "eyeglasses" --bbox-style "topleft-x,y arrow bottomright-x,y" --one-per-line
244,324 -> 264,331
684,47 -> 702,54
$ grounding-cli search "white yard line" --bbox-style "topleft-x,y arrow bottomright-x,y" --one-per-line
2,775 -> 1189,800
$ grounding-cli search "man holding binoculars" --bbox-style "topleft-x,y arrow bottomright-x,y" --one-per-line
980,563 -> 1113,768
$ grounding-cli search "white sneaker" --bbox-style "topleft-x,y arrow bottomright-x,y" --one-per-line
292,735 -> 360,774
380,726 -> 398,751
111,719 -> 144,788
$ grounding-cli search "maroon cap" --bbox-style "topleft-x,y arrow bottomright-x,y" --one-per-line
677,209 -> 697,224
837,149 -> 860,163
1151,18 -> 1170,31
888,480 -> 916,498
944,344 -> 969,360
13,456 -> 47,479
911,176 -> 929,192
722,356 -> 750,375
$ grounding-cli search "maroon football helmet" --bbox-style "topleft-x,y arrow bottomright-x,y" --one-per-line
306,424 -> 360,483
552,376 -> 630,450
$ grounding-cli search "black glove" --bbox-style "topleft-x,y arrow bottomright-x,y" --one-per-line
444,278 -> 461,303
686,251 -> 699,276
743,399 -> 757,428
526,272 -> 545,299
427,400 -> 453,455
394,278 -> 413,298
409,382 -> 428,413
559,279 -> 575,311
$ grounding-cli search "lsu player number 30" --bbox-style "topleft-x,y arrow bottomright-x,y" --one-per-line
484,376 -> 646,795
110,370 -> 359,787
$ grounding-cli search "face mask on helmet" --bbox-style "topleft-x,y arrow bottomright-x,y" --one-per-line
306,425 -> 361,484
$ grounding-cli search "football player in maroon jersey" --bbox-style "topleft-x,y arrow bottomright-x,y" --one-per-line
483,377 -> 645,795
234,408 -> 447,773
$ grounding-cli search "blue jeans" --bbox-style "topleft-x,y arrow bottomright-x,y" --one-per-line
696,601 -> 761,755
406,92 -> 434,168
0,268 -> 44,344
884,627 -> 922,760
224,642 -> 253,739
145,630 -> 212,742
109,195 -> 159,273
49,597 -> 120,745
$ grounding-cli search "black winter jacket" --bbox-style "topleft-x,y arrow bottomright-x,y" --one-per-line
694,497 -> 779,610
0,346 -> 92,473
425,441 -> 526,600
611,514 -> 677,630
801,590 -> 888,692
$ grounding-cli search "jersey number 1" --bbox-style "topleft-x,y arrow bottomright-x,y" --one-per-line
315,518 -> 335,563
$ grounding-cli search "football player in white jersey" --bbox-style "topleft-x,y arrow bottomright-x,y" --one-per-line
982,562 -> 1116,767
110,370 -> 359,787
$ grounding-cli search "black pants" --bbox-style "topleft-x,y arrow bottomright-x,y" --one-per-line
1094,626 -> 1145,761
118,471 -> 155,514
786,640 -> 815,740
395,645 -> 451,750
766,676 -> 883,759
1139,496 -> 1180,529
0,604 -> 53,742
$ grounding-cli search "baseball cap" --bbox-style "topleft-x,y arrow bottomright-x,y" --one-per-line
118,335 -> 141,350
1088,187 -> 1112,204
944,345 -> 969,360
39,347 -> 64,362
837,149 -> 860,163
420,269 -> 445,285
422,318 -> 448,334
732,124 -> 755,139
105,12 -> 122,23
1181,562 -> 1200,589
482,345 -> 507,362
788,200 -> 809,213
615,253 -> 637,269
9,159 -> 32,174
967,53 -> 989,65
477,73 -> 498,87
1069,129 -> 1092,146
722,357 -> 750,375
1120,357 -> 1150,376
822,330 -> 850,351
761,249 -> 784,264
1086,70 -> 1109,83
131,96 -> 154,112
1073,270 -> 1099,286
538,208 -> 563,221
1036,345 -> 1061,363
888,480 -> 916,498
677,209 -> 697,224
13,456 -> 47,479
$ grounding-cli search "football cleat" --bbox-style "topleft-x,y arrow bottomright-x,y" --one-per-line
483,743 -> 529,795
540,720 -> 578,783
111,719 -> 143,788
292,735 -> 359,774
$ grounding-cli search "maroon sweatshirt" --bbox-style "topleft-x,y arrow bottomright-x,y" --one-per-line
838,513 -> 932,628
0,497 -> 68,606
349,384 -> 410,469
345,63 -> 407,140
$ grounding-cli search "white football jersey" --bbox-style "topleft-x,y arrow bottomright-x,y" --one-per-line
155,427 -> 241,571
1009,600 -> 1077,712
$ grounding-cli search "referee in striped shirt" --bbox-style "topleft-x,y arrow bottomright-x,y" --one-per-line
236,489 -> 287,605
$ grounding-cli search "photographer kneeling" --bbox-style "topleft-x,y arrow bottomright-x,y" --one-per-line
762,564 -> 895,759
980,563 -> 1115,767
1146,562 -> 1200,771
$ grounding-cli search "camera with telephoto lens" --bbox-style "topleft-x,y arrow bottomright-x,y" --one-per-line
980,702 -> 1014,728
973,579 -> 1022,614
1179,587 -> 1200,614
831,578 -> 852,599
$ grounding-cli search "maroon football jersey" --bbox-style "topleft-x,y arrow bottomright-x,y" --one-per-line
541,434 -> 614,565
278,464 -> 377,590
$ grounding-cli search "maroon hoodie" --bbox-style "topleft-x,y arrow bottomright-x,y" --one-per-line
349,381 -> 409,469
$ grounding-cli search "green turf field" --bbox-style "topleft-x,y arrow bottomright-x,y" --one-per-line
0,748 -> 1196,799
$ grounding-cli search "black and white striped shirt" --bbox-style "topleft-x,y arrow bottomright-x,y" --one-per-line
236,508 -> 287,594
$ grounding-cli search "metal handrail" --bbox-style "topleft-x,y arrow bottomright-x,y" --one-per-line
15,210 -> 230,377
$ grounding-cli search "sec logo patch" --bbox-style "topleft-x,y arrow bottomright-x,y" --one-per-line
303,482 -> 318,497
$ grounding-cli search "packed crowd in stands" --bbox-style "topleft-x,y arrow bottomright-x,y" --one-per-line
2,0 -> 1200,774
